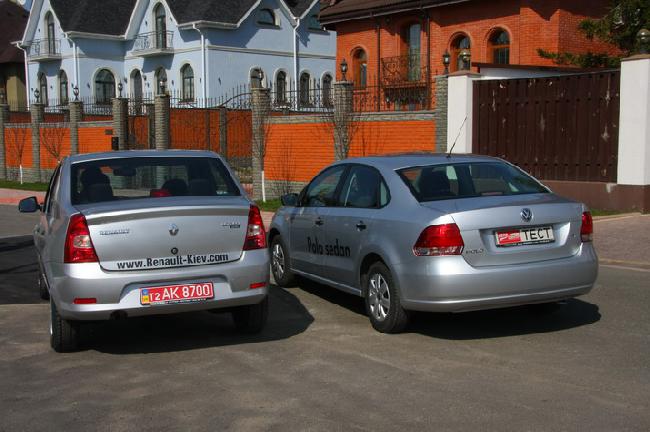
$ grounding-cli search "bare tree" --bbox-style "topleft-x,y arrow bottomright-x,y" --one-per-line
41,125 -> 68,163
6,126 -> 29,182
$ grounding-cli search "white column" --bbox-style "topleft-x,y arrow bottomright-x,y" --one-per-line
446,72 -> 480,154
617,55 -> 650,186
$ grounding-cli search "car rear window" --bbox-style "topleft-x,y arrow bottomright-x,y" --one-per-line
397,162 -> 549,202
71,157 -> 240,205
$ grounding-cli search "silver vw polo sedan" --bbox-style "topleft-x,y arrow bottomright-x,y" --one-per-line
269,154 -> 598,333
19,150 -> 269,352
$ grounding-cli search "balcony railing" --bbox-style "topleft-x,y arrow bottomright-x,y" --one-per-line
380,54 -> 427,87
28,39 -> 61,61
133,31 -> 174,56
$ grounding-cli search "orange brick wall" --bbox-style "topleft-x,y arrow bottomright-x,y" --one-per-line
39,127 -> 71,169
333,0 -> 616,80
4,128 -> 32,168
78,126 -> 112,154
265,119 -> 436,183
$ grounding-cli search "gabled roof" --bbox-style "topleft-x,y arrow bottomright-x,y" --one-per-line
320,0 -> 470,25
50,0 -> 137,36
167,0 -> 316,25
0,0 -> 28,63
24,0 -> 317,41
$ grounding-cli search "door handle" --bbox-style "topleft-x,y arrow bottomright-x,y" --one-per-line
315,218 -> 324,226
356,221 -> 367,231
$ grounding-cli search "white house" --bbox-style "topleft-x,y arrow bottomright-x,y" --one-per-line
18,0 -> 336,106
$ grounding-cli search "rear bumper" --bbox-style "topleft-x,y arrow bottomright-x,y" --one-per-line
47,249 -> 269,320
396,244 -> 598,313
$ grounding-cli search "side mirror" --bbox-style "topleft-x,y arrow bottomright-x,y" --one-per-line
280,193 -> 299,207
18,196 -> 40,213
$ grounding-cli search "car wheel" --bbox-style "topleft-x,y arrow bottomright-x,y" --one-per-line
38,272 -> 50,300
232,296 -> 268,334
50,298 -> 80,352
364,262 -> 409,333
270,236 -> 295,287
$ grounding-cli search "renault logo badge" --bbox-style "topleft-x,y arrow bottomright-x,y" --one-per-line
520,208 -> 533,223
169,224 -> 179,236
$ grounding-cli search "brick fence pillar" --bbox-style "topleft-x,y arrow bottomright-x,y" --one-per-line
112,98 -> 128,150
154,95 -> 170,151
251,87 -> 271,201
219,106 -> 227,156
333,81 -> 354,161
68,100 -> 83,155
0,102 -> 8,179
30,103 -> 44,182
434,76 -> 448,152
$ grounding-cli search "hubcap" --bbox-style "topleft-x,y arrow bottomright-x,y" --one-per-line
272,243 -> 285,279
368,273 -> 390,322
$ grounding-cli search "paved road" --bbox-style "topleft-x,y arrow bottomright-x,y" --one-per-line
0,236 -> 649,431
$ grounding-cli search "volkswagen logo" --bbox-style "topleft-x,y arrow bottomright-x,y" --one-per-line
520,208 -> 533,223
169,224 -> 179,236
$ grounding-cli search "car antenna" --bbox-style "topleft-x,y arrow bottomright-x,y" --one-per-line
446,116 -> 468,159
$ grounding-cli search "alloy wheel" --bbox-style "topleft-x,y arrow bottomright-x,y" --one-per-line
368,273 -> 390,322
272,242 -> 285,280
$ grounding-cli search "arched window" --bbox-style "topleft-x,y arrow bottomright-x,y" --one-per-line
489,29 -> 510,64
155,67 -> 167,95
131,69 -> 143,100
58,70 -> 68,104
181,64 -> 194,101
403,23 -> 421,81
250,68 -> 264,89
275,71 -> 287,104
154,3 -> 167,49
38,72 -> 48,105
352,49 -> 367,88
95,69 -> 115,104
257,8 -> 276,26
450,34 -> 471,72
45,12 -> 56,54
322,73 -> 333,107
299,72 -> 310,106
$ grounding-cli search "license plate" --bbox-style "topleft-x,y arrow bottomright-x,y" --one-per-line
495,226 -> 554,247
140,282 -> 214,305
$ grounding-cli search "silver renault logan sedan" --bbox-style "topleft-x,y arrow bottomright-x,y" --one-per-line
269,154 -> 598,333
19,150 -> 269,352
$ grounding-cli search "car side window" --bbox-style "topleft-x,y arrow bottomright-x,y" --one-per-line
339,165 -> 383,209
302,165 -> 346,207
43,165 -> 61,216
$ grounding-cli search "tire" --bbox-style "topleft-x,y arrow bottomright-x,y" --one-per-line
270,236 -> 295,287
38,272 -> 50,301
50,298 -> 80,352
232,296 -> 268,334
364,262 -> 409,333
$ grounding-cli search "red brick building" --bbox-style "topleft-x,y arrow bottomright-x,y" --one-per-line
320,0 -> 619,86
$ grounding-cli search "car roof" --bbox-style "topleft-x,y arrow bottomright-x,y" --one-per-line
334,153 -> 503,171
64,150 -> 219,164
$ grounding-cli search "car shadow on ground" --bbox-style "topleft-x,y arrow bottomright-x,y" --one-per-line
85,286 -> 314,355
0,236 -> 314,354
292,276 -> 601,340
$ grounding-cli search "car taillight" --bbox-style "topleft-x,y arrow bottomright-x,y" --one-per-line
64,214 -> 99,263
243,205 -> 267,250
413,223 -> 464,256
581,211 -> 593,242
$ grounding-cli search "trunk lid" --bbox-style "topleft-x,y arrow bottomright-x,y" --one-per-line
80,197 -> 251,271
422,193 -> 584,267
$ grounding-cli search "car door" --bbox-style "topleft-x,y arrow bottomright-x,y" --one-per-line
34,165 -> 61,262
289,165 -> 347,277
321,164 -> 389,288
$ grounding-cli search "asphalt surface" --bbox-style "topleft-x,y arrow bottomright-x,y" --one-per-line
0,205 -> 649,430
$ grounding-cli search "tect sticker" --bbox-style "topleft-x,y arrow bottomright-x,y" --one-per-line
307,236 -> 351,258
